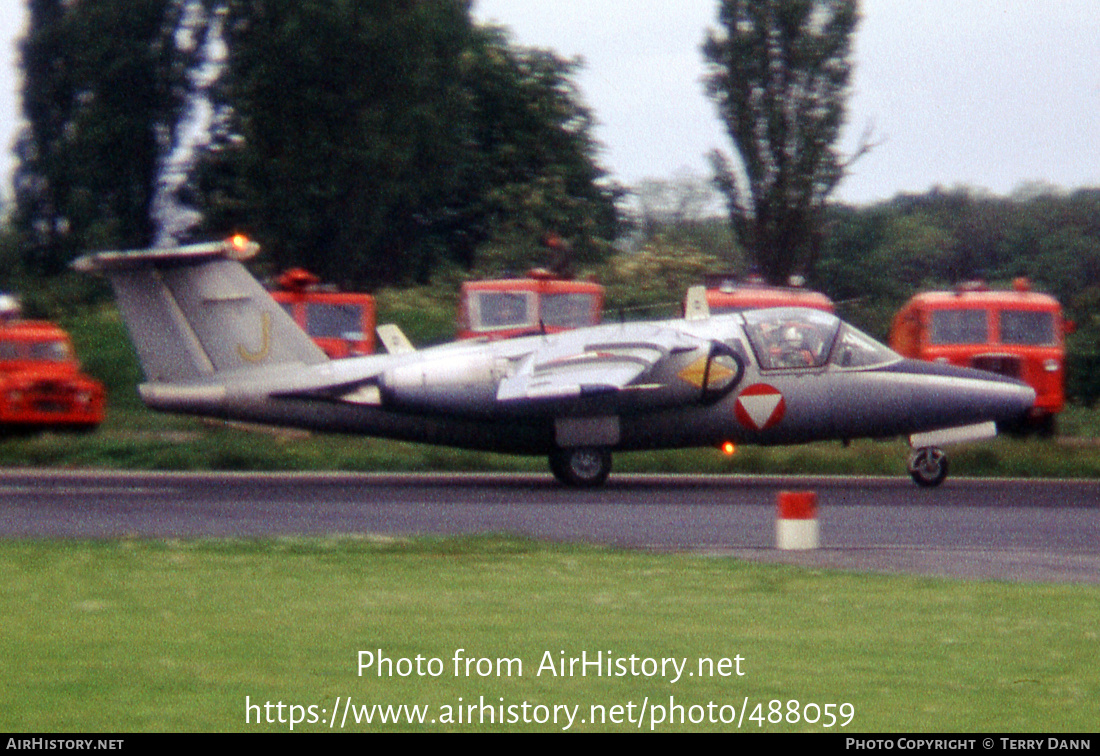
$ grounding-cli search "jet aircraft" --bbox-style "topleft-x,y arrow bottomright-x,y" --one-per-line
75,237 -> 1035,487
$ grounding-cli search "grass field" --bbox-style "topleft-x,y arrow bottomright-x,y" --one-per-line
1,537 -> 1097,733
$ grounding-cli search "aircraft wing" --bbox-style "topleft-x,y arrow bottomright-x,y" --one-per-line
496,327 -> 699,404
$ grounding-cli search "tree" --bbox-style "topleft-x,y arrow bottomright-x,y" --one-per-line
193,4 -> 620,287
456,25 -> 622,275
14,0 -> 195,272
14,1 -> 619,287
191,0 -> 480,286
702,0 -> 867,284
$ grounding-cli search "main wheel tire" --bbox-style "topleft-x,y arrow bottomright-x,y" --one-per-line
549,447 -> 612,487
907,446 -> 948,488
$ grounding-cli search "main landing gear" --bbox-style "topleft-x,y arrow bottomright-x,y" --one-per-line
550,445 -> 954,488
549,446 -> 612,487
907,446 -> 949,487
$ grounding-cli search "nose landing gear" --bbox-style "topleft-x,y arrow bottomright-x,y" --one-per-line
907,446 -> 948,487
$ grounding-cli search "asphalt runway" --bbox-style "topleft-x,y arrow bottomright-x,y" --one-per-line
1,469 -> 1098,583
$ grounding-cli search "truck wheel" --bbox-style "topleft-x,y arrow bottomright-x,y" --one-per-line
907,446 -> 948,487
549,447 -> 612,487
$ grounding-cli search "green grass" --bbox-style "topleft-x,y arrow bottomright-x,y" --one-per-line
1,537 -> 1097,732
1059,403 -> 1100,438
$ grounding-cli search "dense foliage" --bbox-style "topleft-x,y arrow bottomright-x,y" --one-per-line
14,0 -> 193,273
11,0 -> 621,286
703,0 -> 866,285
815,187 -> 1100,329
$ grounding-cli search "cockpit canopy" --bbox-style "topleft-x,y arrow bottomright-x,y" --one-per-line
741,308 -> 900,371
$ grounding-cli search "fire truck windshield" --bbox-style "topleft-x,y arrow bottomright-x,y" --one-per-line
541,293 -> 597,328
1001,310 -> 1056,345
304,302 -> 366,340
929,310 -> 988,345
0,338 -> 74,363
474,292 -> 533,329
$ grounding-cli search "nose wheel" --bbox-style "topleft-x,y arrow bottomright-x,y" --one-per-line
908,446 -> 948,487
549,447 -> 612,487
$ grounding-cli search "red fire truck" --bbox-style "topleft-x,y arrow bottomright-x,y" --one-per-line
889,279 -> 1071,434
0,297 -> 106,431
697,274 -> 835,314
271,268 -> 376,358
456,270 -> 604,341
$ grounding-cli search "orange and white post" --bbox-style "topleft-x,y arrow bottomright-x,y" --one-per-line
776,491 -> 819,550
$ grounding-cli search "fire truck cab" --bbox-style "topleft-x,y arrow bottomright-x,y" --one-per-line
697,274 -> 835,314
457,270 -> 604,341
271,268 -> 376,358
0,299 -> 105,431
889,279 -> 1070,434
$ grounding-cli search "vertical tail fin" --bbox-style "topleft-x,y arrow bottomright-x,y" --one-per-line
74,239 -> 327,384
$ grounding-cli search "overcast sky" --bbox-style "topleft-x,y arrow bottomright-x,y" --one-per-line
2,0 -> 1099,206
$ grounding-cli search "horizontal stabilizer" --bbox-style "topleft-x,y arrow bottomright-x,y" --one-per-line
72,236 -> 259,273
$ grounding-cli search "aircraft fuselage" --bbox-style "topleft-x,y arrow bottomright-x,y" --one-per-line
139,312 -> 1034,457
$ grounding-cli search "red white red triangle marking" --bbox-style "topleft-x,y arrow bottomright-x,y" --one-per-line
735,384 -> 786,431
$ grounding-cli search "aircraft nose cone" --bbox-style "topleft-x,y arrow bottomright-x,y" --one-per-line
1008,382 -> 1038,419
986,379 -> 1037,427
890,359 -> 1036,429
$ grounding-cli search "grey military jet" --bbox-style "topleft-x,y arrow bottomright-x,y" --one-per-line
75,237 -> 1035,487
